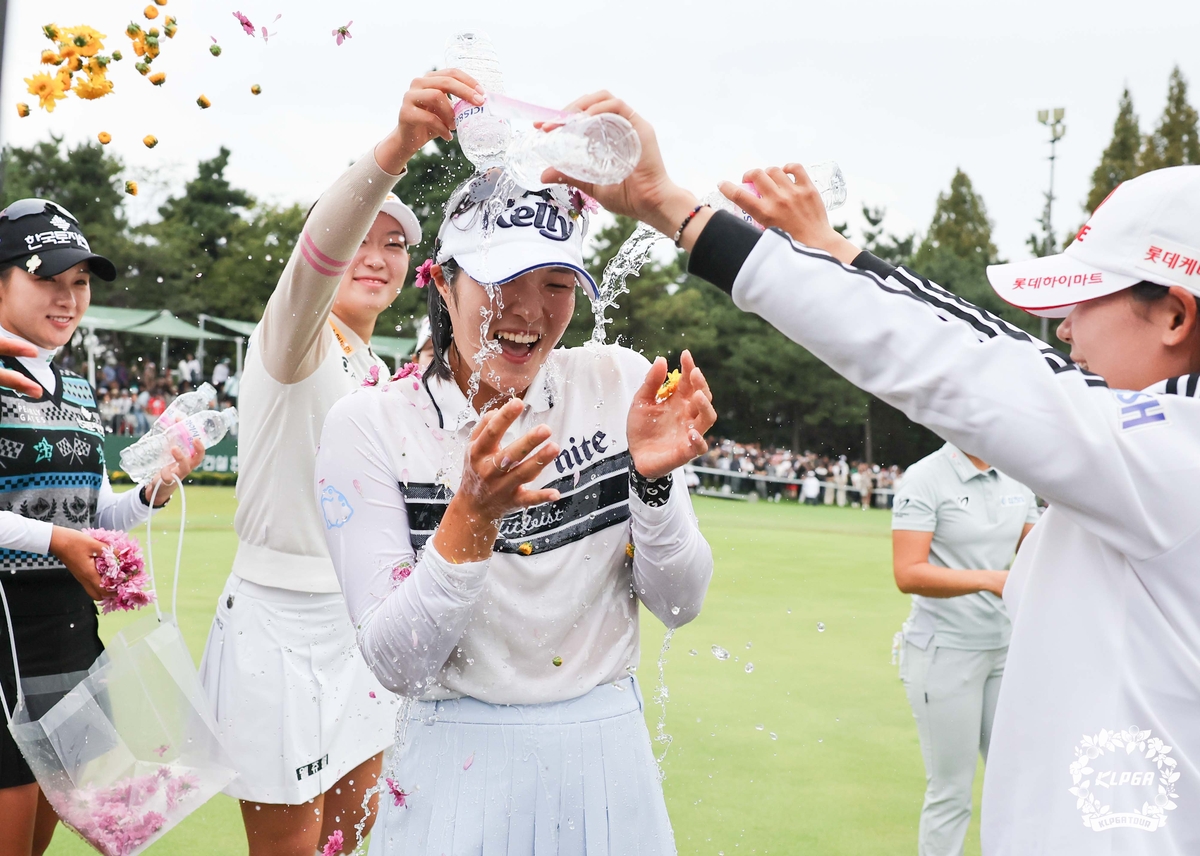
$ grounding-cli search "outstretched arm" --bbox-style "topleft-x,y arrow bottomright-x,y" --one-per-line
259,72 -> 485,384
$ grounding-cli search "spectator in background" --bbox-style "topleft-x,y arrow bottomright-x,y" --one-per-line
186,353 -> 202,385
177,353 -> 195,385
212,357 -> 231,391
145,384 -> 167,421
133,385 -> 150,434
802,470 -> 822,505
141,360 -> 157,391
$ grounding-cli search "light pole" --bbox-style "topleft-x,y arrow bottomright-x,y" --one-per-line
1036,107 -> 1066,341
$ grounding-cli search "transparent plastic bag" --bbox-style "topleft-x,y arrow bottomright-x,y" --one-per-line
0,484 -> 238,856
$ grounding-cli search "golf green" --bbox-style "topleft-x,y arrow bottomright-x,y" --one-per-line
45,488 -> 985,855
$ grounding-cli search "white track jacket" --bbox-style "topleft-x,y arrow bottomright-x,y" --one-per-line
687,211 -> 1200,856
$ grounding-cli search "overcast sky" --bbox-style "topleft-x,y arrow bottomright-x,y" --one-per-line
4,0 -> 1198,261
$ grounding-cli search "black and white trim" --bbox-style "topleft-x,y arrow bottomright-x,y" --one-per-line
1163,373 -> 1200,397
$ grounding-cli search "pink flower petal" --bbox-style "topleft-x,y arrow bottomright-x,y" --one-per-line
463,752 -> 474,771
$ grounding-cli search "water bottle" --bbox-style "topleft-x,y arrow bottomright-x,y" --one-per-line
505,113 -> 643,190
120,408 -> 238,482
703,162 -> 848,228
147,383 -> 218,436
443,32 -> 511,168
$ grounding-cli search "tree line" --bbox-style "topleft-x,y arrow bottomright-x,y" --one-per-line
3,66 -> 1196,466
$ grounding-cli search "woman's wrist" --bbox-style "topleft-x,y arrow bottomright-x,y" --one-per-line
647,185 -> 702,238
431,495 -> 499,564
373,128 -> 413,177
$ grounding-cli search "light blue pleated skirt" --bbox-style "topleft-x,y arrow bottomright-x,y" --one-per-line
368,676 -> 675,856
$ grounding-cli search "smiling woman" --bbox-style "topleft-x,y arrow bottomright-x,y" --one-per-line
0,198 -> 203,856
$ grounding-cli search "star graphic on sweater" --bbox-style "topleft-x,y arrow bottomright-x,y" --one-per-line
33,438 -> 53,463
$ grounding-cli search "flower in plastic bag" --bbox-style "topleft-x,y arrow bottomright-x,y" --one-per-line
85,529 -> 154,613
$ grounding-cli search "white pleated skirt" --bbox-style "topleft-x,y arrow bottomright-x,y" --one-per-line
370,676 -> 675,856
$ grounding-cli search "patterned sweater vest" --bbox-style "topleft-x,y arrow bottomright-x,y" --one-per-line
0,358 -> 104,577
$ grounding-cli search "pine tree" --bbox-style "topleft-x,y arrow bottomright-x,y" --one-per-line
913,168 -> 998,270
861,204 -> 915,267
1084,88 -> 1141,213
1139,66 -> 1200,172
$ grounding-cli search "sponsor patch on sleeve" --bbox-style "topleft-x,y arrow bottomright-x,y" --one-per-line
1113,391 -> 1168,431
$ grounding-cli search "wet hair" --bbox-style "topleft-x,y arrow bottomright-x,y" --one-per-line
426,249 -> 459,381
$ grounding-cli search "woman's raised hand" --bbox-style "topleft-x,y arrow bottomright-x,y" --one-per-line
376,69 -> 487,173
539,92 -> 700,238
627,350 -> 716,480
432,399 -> 561,563
720,166 -> 861,263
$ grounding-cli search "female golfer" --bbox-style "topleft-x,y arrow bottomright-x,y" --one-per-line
197,71 -> 487,856
560,93 -> 1200,854
0,199 -> 201,856
892,444 -> 1037,856
316,171 -> 716,852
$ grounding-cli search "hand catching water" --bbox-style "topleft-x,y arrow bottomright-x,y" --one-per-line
627,350 -> 716,479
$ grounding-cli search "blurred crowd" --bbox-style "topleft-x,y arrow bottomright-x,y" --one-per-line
59,352 -> 239,437
692,438 -> 906,508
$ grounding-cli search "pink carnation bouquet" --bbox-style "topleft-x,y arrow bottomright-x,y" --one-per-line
84,529 -> 154,614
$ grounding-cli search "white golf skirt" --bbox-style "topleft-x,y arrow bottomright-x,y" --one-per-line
370,676 -> 675,856
198,574 -> 398,804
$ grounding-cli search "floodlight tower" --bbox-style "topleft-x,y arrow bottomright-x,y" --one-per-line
1036,107 -> 1066,340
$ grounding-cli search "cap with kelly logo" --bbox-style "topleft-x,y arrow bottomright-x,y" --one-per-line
987,166 -> 1200,318
0,198 -> 117,281
435,170 -> 598,299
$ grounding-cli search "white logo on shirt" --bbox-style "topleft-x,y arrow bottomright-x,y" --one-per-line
1069,726 -> 1179,832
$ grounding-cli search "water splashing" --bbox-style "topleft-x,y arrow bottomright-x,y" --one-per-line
352,697 -> 414,853
651,629 -> 674,781
590,221 -> 666,345
711,645 -> 729,661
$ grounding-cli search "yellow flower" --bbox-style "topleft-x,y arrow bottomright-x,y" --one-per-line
66,56 -> 85,73
552,656 -> 563,667
16,103 -> 31,118
143,135 -> 158,148
164,17 -> 177,38
125,180 -> 138,196
126,22 -> 142,37
74,74 -> 113,100
63,26 -> 106,57
98,131 -> 112,144
250,84 -> 262,95
40,49 -> 61,65
42,24 -> 60,41
154,0 -> 168,5
656,369 -> 682,402
144,5 -> 159,20
626,542 -> 635,558
112,50 -> 123,61
24,71 -> 67,113
148,72 -> 166,86
58,43 -> 79,63
518,542 -> 533,556
135,62 -> 150,76
196,94 -> 210,109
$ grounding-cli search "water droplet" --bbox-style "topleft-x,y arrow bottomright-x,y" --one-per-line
769,732 -> 778,740
745,641 -> 752,649
818,738 -> 823,743
787,608 -> 792,614
744,662 -> 754,673
689,649 -> 698,656
711,645 -> 729,661
670,606 -> 680,615
755,724 -> 764,731
817,622 -> 825,632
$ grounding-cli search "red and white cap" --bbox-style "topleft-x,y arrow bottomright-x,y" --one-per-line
987,166 -> 1200,318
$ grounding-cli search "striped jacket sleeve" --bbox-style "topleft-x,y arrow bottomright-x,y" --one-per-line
686,211 -> 1200,559
257,152 -> 402,384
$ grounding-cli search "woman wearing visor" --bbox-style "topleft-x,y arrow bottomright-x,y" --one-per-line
315,168 -> 716,853
0,199 -> 201,856
197,72 -> 484,856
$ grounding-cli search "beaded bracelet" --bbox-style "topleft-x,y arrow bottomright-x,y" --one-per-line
672,203 -> 710,248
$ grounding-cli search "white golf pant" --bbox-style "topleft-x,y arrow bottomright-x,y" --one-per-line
900,642 -> 1006,856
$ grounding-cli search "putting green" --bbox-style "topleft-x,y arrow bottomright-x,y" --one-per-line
45,489 -> 984,855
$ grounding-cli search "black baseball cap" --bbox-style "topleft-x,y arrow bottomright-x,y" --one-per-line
0,198 -> 116,281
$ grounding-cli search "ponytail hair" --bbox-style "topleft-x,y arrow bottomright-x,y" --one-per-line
426,244 -> 458,381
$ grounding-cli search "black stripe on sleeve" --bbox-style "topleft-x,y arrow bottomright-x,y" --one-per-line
686,210 -> 765,295
851,251 -> 897,279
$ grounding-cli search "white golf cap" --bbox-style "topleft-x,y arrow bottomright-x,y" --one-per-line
379,192 -> 422,246
435,171 -> 597,299
987,166 -> 1200,318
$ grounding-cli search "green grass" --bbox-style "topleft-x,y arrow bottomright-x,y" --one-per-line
46,490 -> 986,856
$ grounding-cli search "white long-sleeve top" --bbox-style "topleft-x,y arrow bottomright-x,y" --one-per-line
0,327 -> 154,556
688,212 -> 1200,855
315,344 -> 714,704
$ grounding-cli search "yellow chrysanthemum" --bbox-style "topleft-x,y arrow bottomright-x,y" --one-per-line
126,22 -> 142,37
66,55 -> 84,73
154,0 -> 168,5
625,542 -> 635,558
196,94 -> 210,109
656,369 -> 682,402
16,103 -> 31,118
518,543 -> 533,556
143,135 -> 158,148
42,24 -> 60,41
125,180 -> 138,196
98,131 -> 112,144
24,71 -> 67,113
143,5 -> 159,20
250,84 -> 262,95
40,49 -> 61,65
74,74 -> 113,100
64,26 -> 106,57
58,43 -> 79,62
148,72 -> 166,86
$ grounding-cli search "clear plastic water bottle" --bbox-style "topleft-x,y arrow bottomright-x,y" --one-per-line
443,32 -> 511,168
120,408 -> 238,482
505,113 -> 643,190
148,383 -> 218,436
703,162 -> 848,228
